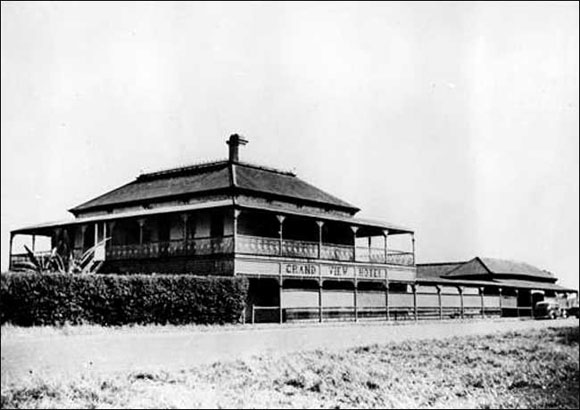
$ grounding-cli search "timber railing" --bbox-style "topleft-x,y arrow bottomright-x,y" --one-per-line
236,235 -> 414,266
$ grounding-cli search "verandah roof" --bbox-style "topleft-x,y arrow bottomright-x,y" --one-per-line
11,200 -> 234,235
416,276 -> 577,293
11,201 -> 412,236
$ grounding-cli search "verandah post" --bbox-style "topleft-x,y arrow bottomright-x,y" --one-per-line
459,286 -> 464,319
385,278 -> 390,321
411,233 -> 416,265
383,230 -> 389,264
316,221 -> 324,259
413,284 -> 418,321
354,279 -> 358,322
437,285 -> 443,320
80,225 -> 87,250
138,219 -> 145,245
8,233 -> 14,270
279,279 -> 283,324
498,287 -> 503,317
233,209 -> 241,255
181,213 -> 189,253
351,226 -> 359,262
480,287 -> 485,318
277,215 -> 285,256
318,279 -> 323,323
515,289 -> 520,317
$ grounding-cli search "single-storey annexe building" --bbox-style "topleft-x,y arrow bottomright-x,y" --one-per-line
8,135 -> 577,322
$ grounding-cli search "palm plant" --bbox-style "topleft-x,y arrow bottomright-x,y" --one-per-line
19,246 -> 57,274
20,237 -> 111,275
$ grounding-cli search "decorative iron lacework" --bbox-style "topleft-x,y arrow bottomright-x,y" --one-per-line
105,237 -> 234,260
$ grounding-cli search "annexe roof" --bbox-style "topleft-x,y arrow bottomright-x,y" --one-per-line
479,257 -> 555,280
416,262 -> 466,279
69,160 -> 359,215
417,257 -> 573,292
442,257 -> 555,281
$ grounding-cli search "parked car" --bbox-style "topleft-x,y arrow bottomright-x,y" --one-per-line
567,305 -> 579,318
534,301 -> 567,319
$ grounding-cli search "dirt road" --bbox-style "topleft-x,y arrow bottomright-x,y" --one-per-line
2,318 -> 577,384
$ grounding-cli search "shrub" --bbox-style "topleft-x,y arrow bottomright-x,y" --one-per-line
0,272 -> 248,326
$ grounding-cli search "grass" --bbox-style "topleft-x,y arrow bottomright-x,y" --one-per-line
1,325 -> 578,409
0,317 -> 526,341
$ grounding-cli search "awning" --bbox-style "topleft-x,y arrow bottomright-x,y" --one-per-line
11,200 -> 234,235
493,279 -> 577,293
11,199 -> 413,236
417,276 -> 577,293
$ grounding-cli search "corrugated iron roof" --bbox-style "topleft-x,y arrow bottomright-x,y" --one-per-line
70,161 -> 359,214
235,164 -> 355,210
441,257 -> 555,281
12,200 -> 235,234
416,262 -> 466,279
479,257 -> 555,280
417,257 -> 575,292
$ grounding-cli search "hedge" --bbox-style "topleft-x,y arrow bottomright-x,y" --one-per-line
0,272 -> 249,326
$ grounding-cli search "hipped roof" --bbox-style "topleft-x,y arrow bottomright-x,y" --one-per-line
416,257 -> 575,292
441,257 -> 555,281
70,161 -> 359,215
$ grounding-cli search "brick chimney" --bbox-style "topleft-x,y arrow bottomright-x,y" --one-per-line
226,134 -> 248,162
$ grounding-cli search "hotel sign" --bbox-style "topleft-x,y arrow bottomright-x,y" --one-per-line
238,258 -> 415,282
357,266 -> 387,279
283,263 -> 319,276
282,263 -> 387,280
323,265 -> 355,278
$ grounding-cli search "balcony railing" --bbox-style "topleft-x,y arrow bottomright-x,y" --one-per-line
236,235 -> 414,266
106,236 -> 234,260
355,247 -> 415,266
10,236 -> 415,267
236,235 -> 280,256
321,243 -> 354,261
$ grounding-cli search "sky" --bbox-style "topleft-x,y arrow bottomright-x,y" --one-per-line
1,2 -> 578,290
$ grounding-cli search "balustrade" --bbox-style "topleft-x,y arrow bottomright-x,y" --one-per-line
107,236 -> 234,260
386,251 -> 414,266
236,235 -> 280,255
282,240 -> 318,258
236,235 -> 413,265
100,233 -> 414,266
321,244 -> 354,261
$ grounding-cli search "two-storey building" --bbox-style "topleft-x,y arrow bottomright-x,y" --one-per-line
9,135 -> 416,322
9,134 -> 576,323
